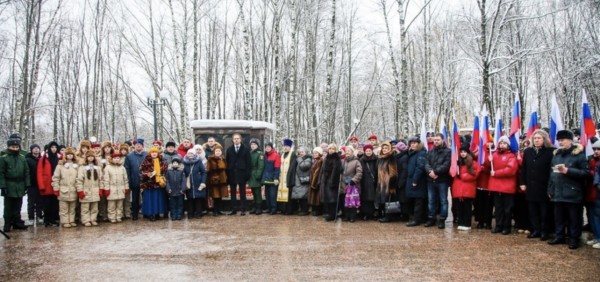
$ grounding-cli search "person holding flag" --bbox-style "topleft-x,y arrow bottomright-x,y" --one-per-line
451,145 -> 481,230
483,135 -> 518,235
475,108 -> 494,229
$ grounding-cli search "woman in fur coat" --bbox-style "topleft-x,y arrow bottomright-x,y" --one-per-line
319,144 -> 342,221
52,147 -> 79,228
308,147 -> 324,216
139,147 -> 168,221
376,142 -> 398,223
75,151 -> 103,226
207,145 -> 228,216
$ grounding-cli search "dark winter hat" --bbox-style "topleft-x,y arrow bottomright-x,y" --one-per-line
265,142 -> 274,148
363,144 -> 374,152
282,138 -> 293,147
556,130 -> 574,141
30,144 -> 40,152
250,138 -> 260,146
172,156 -> 182,164
9,133 -> 22,140
460,144 -> 471,154
166,141 -> 177,148
6,137 -> 20,147
571,128 -> 581,136
390,140 -> 399,146
592,140 -> 600,149
47,141 -> 59,149
408,136 -> 421,144
124,140 -> 133,146
58,145 -> 66,151
132,138 -> 144,146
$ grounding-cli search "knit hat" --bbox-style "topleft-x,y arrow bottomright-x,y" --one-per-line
30,144 -> 40,152
148,147 -> 161,155
282,138 -> 293,147
172,156 -> 182,164
313,147 -> 323,156
250,138 -> 260,146
556,130 -> 574,141
498,136 -> 511,146
186,148 -> 197,156
363,144 -> 374,152
368,134 -> 378,141
395,141 -> 407,152
165,141 -> 177,148
390,140 -> 399,146
460,144 -> 471,154
592,140 -> 600,149
133,138 -> 144,146
265,142 -> 274,148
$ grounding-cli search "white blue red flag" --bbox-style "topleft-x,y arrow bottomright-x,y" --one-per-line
550,95 -> 564,147
509,96 -> 521,152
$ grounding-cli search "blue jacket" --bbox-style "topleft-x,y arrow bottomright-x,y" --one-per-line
124,150 -> 147,189
405,145 -> 427,199
183,157 -> 207,199
262,149 -> 281,184
166,165 -> 187,197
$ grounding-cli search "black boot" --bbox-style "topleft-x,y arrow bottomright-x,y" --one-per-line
255,204 -> 262,215
3,222 -> 11,232
424,218 -> 436,227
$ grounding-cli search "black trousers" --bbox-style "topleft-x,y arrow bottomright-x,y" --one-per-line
41,195 -> 59,224
554,202 -> 583,240
513,193 -> 530,230
407,198 -> 426,223
3,197 -> 23,226
360,200 -> 375,219
187,198 -> 203,217
27,186 -> 43,220
456,198 -> 474,227
291,199 -> 308,213
528,200 -> 550,234
229,183 -> 247,211
475,189 -> 493,225
131,186 -> 141,219
493,192 -> 514,230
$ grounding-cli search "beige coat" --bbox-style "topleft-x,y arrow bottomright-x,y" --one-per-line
102,163 -> 129,200
76,164 -> 102,202
52,161 -> 79,201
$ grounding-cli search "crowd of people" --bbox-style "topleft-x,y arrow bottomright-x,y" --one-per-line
1,128 -> 600,251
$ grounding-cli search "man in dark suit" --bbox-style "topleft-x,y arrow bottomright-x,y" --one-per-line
226,133 -> 251,215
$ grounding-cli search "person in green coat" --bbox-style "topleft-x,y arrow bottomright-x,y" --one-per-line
0,134 -> 31,232
249,138 -> 265,215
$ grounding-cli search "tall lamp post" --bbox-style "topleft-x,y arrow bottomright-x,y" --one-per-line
147,91 -> 167,141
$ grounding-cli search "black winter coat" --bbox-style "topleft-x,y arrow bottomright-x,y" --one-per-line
396,151 -> 409,203
226,144 -> 251,185
425,145 -> 451,183
284,151 -> 298,188
319,152 -> 342,204
519,146 -> 554,202
548,144 -> 589,204
360,155 -> 378,202
406,147 -> 427,198
26,153 -> 40,188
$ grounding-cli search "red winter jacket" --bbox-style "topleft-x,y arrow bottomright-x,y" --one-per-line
586,156 -> 600,202
177,144 -> 193,158
483,150 -> 518,194
515,151 -> 525,195
452,162 -> 481,199
37,156 -> 54,196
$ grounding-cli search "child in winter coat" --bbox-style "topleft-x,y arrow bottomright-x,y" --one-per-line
102,153 -> 129,223
76,151 -> 103,226
166,156 -> 187,220
52,147 -> 79,228
451,146 -> 481,231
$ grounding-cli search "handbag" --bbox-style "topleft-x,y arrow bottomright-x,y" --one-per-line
384,194 -> 401,214
299,175 -> 310,185
344,184 -> 361,208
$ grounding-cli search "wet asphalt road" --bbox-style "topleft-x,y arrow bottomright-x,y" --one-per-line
1,211 -> 600,281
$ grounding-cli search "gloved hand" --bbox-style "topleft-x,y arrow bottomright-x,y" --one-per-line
344,176 -> 352,185
78,191 -> 85,200
99,189 -> 104,197
104,189 -> 110,197
199,183 -> 206,191
0,187 -> 6,197
53,190 -> 60,197
125,189 -> 129,194
350,180 -> 356,186
274,179 -> 279,186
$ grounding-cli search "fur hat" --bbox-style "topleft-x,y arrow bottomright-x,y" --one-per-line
80,140 -> 91,150
111,152 -> 122,159
250,138 -> 260,146
556,130 -> 574,141
368,134 -> 378,141
592,140 -> 600,149
498,136 -> 511,146
6,136 -> 20,147
152,140 -> 163,147
85,150 -> 97,159
148,147 -> 161,155
213,144 -> 224,152
395,141 -> 407,152
282,138 -> 293,147
363,144 -> 374,152
408,136 -> 421,144
101,140 -> 113,149
63,147 -> 76,159
165,141 -> 177,148
313,147 -> 323,156
119,143 -> 130,152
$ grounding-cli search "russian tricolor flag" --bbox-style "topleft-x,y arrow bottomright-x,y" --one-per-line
526,108 -> 539,140
493,110 -> 503,148
550,95 -> 564,147
440,119 -> 449,147
509,96 -> 521,152
478,106 -> 491,165
581,90 -> 596,157
420,118 -> 428,152
449,113 -> 461,177
470,114 -> 480,153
